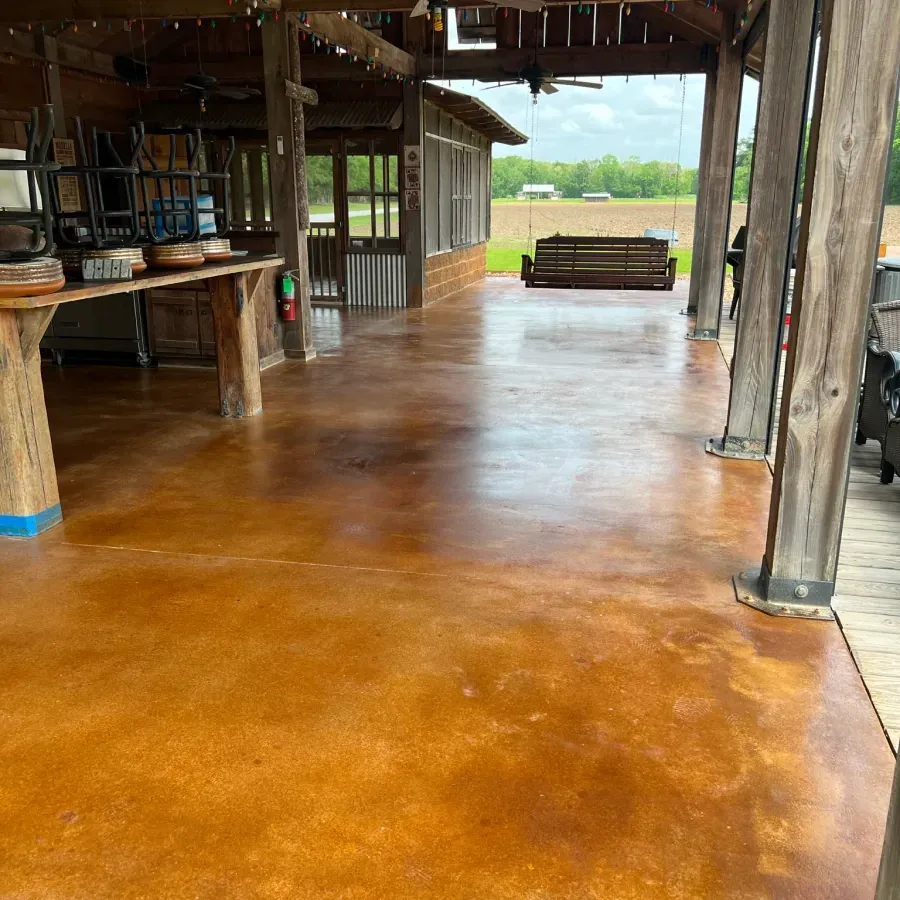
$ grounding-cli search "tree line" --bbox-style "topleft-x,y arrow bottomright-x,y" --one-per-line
491,155 -> 701,200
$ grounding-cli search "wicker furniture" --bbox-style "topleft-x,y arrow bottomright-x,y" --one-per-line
521,236 -> 677,290
857,301 -> 900,470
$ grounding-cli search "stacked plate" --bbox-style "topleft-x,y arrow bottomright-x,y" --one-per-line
0,257 -> 66,298
148,242 -> 205,270
83,246 -> 147,275
201,238 -> 232,262
54,248 -> 84,273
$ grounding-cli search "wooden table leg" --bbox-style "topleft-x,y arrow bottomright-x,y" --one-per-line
0,305 -> 62,537
208,272 -> 263,418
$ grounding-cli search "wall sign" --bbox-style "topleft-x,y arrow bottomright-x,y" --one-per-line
404,145 -> 422,167
404,189 -> 420,211
405,167 -> 421,190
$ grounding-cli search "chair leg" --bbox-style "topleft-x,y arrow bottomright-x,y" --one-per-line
729,284 -> 741,320
882,460 -> 896,484
856,427 -> 867,446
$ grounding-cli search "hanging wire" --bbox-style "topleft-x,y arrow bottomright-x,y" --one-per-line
670,73 -> 688,251
527,99 -> 540,257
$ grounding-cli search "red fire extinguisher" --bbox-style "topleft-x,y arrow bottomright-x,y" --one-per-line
280,274 -> 296,321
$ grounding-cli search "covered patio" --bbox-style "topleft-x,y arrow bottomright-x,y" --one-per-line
1,279 -> 892,897
2,0 -> 900,895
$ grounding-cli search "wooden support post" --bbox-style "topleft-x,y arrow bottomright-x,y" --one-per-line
878,750 -> 900,899
403,79 -> 425,309
208,273 -> 263,418
734,0 -> 900,619
262,15 -> 315,362
687,15 -> 742,341
34,33 -> 66,139
685,67 -> 717,316
708,0 -> 818,461
0,306 -> 62,537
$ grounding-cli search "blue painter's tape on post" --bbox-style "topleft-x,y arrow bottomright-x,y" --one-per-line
0,504 -> 63,538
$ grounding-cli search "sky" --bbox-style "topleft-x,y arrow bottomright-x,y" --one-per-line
428,16 -> 760,168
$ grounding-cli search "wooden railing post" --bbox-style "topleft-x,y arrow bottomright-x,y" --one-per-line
687,14 -> 742,342
708,0 -> 819,461
734,0 -> 900,619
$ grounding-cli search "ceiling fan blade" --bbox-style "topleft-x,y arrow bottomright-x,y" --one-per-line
410,0 -> 429,16
540,82 -> 559,94
545,78 -> 605,90
482,81 -> 523,89
500,0 -> 545,11
216,87 -> 262,99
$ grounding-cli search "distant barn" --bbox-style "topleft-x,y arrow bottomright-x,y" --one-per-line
517,183 -> 563,200
583,192 -> 612,202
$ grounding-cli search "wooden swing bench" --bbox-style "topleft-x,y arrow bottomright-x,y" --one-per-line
520,236 -> 677,291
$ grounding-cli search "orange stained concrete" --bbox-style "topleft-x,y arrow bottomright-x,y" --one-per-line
0,279 -> 893,899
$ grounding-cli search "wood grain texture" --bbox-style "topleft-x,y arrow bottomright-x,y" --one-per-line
766,0 -> 900,588
0,307 -> 59,519
208,273 -> 263,418
263,16 -> 314,356
299,12 -> 415,76
724,0 -> 816,443
0,256 -> 284,309
403,79 -> 424,309
691,16 -> 742,338
687,69 -> 717,315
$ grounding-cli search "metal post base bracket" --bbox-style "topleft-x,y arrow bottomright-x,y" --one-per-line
733,567 -> 835,621
706,436 -> 767,461
686,328 -> 719,341
680,306 -> 698,317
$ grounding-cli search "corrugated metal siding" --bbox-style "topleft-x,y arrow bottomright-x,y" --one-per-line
345,252 -> 406,307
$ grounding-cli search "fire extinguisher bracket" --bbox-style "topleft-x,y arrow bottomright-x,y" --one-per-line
280,271 -> 298,322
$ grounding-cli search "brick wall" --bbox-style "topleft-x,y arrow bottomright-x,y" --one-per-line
424,243 -> 486,305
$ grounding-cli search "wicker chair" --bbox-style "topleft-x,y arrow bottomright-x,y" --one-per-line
856,301 -> 900,480
879,351 -> 900,483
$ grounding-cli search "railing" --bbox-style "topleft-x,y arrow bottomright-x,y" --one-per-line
308,224 -> 341,302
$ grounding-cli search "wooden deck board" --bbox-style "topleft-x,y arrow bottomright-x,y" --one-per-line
718,298 -> 900,752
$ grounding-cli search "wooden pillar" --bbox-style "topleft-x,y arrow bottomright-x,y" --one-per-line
687,15 -> 743,341
262,16 -> 315,362
208,273 -> 263,418
685,67 -> 717,316
0,305 -> 62,537
877,750 -> 900,899
708,0 -> 818,460
34,34 -> 66,139
403,80 -> 425,309
734,0 -> 900,619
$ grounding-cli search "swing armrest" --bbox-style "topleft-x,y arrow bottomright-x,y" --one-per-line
521,254 -> 533,280
668,257 -> 678,280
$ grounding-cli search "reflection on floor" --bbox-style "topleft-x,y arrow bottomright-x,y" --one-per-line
0,279 -> 892,899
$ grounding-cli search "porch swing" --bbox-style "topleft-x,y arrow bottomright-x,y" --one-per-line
521,72 -> 684,292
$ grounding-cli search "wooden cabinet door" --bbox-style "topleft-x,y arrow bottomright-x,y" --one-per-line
197,293 -> 217,357
148,290 -> 201,356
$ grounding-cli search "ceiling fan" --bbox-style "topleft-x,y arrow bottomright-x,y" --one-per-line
483,59 -> 604,99
181,73 -> 262,103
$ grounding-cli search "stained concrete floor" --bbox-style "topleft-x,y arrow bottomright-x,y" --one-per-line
0,280 -> 893,899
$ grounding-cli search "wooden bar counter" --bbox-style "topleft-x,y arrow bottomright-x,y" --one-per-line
0,253 -> 284,537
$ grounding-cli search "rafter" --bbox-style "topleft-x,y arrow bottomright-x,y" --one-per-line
296,12 -> 414,75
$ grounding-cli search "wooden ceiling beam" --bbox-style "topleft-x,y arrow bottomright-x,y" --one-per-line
733,0 -> 766,43
440,42 -> 708,79
0,28 -> 119,78
296,12 -> 414,75
0,0 -> 738,23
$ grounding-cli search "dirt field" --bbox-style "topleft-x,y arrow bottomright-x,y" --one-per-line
491,200 -> 900,248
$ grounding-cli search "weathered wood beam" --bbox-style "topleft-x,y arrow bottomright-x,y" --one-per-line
743,1 -> 768,52
686,12 -> 742,341
709,0 -> 817,461
0,30 -> 118,80
735,0 -> 900,619
262,14 -> 315,361
732,0 -> 766,43
208,273 -> 264,418
685,65 -> 716,316
34,34 -> 67,138
284,79 -> 318,105
403,78 -> 424,308
298,12 -> 414,74
0,0 -> 734,21
0,306 -> 62,537
441,43 -> 708,79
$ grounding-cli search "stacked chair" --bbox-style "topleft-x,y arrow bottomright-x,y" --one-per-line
0,106 -> 64,298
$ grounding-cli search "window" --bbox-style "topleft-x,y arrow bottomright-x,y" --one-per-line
344,138 -> 400,249
452,146 -> 473,247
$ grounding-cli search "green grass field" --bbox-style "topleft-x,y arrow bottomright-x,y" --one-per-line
486,242 -> 692,275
